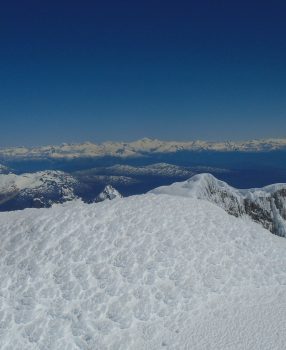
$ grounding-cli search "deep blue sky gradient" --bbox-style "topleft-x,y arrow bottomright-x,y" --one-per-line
1,0 -> 286,146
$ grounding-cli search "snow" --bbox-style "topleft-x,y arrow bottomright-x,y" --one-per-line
107,163 -> 195,177
77,174 -> 137,185
0,192 -> 286,349
151,173 -> 286,236
96,185 -> 123,201
0,171 -> 77,193
1,137 -> 286,159
0,170 -> 78,202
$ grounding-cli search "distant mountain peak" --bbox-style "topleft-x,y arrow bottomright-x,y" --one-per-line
96,185 -> 123,202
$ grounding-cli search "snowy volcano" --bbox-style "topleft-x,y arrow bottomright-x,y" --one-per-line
0,190 -> 286,349
151,173 -> 286,237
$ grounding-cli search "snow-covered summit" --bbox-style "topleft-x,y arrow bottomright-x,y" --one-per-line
96,184 -> 123,202
151,173 -> 286,236
0,193 -> 286,349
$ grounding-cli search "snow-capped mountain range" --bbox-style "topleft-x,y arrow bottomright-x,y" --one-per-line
0,169 -> 126,210
1,137 -> 286,159
151,173 -> 286,237
0,163 -> 225,211
1,168 -> 286,238
1,185 -> 286,349
76,163 -> 197,178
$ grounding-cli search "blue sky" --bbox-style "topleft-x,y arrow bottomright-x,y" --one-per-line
1,0 -> 286,146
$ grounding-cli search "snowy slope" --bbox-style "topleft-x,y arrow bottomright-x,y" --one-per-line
0,194 -> 286,349
151,173 -> 286,237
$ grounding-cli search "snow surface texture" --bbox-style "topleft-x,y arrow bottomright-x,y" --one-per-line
1,194 -> 286,349
1,137 -> 286,159
96,185 -> 123,202
151,173 -> 286,237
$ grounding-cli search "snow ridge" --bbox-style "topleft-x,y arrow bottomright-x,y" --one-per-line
151,173 -> 286,236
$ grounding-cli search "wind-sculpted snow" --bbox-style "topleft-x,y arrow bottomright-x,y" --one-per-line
151,173 -> 286,237
0,195 -> 286,349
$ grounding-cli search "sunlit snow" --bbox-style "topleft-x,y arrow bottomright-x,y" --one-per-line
0,192 -> 286,349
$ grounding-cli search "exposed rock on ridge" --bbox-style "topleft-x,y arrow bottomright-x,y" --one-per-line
151,173 -> 286,237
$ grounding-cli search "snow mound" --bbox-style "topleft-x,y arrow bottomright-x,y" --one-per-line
151,173 -> 286,237
0,194 -> 286,349
96,185 -> 123,202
